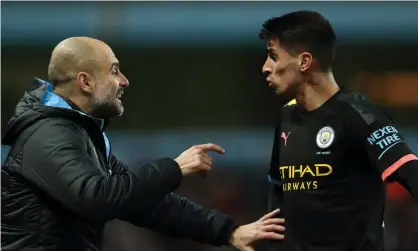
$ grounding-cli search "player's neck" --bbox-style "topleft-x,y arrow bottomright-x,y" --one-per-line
295,72 -> 339,112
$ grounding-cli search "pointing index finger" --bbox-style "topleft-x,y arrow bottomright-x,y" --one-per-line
197,143 -> 226,154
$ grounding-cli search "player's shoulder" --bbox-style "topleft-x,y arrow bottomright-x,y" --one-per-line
335,89 -> 389,125
335,89 -> 373,107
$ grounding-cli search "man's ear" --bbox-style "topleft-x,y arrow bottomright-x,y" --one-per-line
77,72 -> 95,94
299,52 -> 313,72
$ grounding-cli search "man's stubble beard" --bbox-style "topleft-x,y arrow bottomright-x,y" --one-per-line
91,91 -> 124,120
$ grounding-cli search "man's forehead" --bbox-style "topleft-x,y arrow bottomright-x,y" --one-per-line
110,56 -> 119,64
108,51 -> 119,65
98,52 -> 119,70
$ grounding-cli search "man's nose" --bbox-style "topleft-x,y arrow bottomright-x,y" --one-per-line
119,72 -> 129,88
262,61 -> 272,76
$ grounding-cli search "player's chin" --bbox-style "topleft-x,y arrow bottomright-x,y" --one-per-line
268,83 -> 281,94
275,88 -> 283,95
275,86 -> 295,100
273,85 -> 286,96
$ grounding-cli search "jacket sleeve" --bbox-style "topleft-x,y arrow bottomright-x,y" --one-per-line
121,193 -> 239,247
108,153 -> 133,174
21,120 -> 182,222
109,155 -> 239,246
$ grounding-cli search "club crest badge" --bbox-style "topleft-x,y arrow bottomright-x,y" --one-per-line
316,126 -> 335,149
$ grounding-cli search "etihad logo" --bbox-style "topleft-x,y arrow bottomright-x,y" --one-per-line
283,181 -> 317,191
280,164 -> 333,179
279,164 -> 333,191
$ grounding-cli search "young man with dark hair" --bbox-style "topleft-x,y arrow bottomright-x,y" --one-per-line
259,10 -> 418,251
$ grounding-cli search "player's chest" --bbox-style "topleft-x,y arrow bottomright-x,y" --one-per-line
278,113 -> 347,164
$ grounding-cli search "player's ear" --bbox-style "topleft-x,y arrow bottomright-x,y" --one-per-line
299,52 -> 313,72
77,72 -> 95,94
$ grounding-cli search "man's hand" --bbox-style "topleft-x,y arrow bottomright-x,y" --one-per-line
229,209 -> 285,251
175,143 -> 225,176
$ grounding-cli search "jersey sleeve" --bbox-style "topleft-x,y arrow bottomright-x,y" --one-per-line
347,97 -> 418,181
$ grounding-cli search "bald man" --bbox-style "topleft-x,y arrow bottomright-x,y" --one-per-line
1,37 -> 285,251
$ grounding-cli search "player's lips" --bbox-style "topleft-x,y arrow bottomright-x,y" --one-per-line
266,78 -> 274,87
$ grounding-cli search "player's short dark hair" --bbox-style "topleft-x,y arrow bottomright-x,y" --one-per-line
259,10 -> 336,71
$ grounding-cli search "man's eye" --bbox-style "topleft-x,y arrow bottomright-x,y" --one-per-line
268,52 -> 277,61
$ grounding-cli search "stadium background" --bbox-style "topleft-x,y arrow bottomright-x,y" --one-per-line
1,2 -> 418,251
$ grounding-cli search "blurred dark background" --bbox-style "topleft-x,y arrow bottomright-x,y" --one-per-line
2,2 -> 418,251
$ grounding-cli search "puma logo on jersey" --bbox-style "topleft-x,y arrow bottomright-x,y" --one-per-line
281,132 -> 291,146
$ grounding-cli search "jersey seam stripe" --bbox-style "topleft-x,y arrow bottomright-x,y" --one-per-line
382,154 -> 418,181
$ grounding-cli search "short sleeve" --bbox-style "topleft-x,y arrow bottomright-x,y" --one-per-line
347,97 -> 418,181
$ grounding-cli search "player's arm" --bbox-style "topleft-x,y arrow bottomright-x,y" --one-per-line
347,98 -> 418,196
392,158 -> 418,197
22,120 -> 182,222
